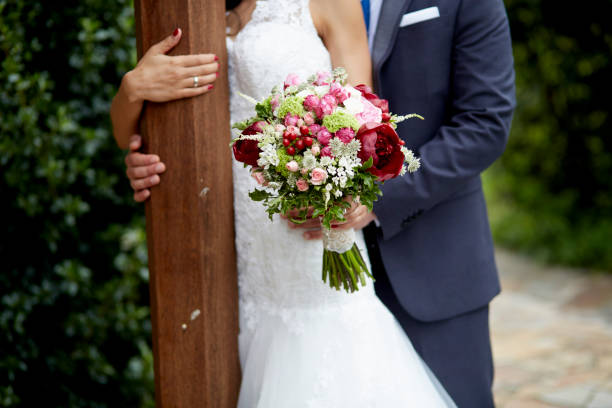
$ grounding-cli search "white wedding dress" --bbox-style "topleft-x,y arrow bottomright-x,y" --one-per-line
226,1 -> 456,406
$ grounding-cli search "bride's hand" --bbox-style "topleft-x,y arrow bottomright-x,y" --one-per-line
125,135 -> 166,202
122,28 -> 219,103
283,207 -> 323,240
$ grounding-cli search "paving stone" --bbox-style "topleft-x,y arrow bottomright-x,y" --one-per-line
587,391 -> 612,408
491,248 -> 612,407
538,384 -> 597,407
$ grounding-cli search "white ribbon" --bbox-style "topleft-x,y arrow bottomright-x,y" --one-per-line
322,228 -> 355,253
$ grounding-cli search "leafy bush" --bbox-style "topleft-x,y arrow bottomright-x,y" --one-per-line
483,0 -> 612,271
0,0 -> 155,406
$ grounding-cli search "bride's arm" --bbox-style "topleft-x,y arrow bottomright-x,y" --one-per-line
111,28 -> 219,201
310,0 -> 372,87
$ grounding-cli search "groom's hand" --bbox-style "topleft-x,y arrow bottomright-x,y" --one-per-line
333,203 -> 377,232
125,134 -> 166,202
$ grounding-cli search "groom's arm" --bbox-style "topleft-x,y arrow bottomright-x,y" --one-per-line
373,0 -> 516,240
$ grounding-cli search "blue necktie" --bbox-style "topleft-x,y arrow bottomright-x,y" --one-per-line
361,0 -> 371,34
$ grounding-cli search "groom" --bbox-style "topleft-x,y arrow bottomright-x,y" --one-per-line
339,0 -> 515,406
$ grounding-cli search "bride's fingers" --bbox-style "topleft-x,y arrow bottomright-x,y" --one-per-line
134,189 -> 151,203
126,161 -> 166,180
173,53 -> 217,67
181,62 -> 220,79
149,28 -> 182,56
178,73 -> 217,89
175,83 -> 215,99
131,175 -> 161,191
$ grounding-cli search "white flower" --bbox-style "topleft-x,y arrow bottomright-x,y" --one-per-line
341,97 -> 364,116
325,183 -> 333,191
319,156 -> 334,167
296,89 -> 315,99
257,144 -> 279,169
314,85 -> 330,97
333,189 -> 343,198
302,151 -> 317,170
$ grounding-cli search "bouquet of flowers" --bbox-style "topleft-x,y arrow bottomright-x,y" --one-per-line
231,68 -> 422,292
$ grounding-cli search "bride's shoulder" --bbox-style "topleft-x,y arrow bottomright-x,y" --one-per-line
309,0 -> 367,37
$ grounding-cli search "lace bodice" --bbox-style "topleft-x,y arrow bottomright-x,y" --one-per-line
226,0 -> 374,335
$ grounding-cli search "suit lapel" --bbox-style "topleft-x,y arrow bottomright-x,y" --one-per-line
372,0 -> 413,71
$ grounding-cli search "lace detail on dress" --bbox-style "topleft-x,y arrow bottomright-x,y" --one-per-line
228,2 -> 457,407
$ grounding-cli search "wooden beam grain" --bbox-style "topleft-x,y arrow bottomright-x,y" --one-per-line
133,1 -> 240,406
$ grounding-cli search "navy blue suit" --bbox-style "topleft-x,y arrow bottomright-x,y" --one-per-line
365,0 -> 515,406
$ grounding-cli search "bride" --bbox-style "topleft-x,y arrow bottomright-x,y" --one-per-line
111,0 -> 457,406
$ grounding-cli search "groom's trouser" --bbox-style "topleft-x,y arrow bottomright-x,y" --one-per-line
365,228 -> 495,408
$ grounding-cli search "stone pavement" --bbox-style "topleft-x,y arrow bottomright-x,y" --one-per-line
491,249 -> 612,408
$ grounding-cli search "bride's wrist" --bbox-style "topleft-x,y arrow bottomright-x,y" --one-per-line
122,70 -> 143,104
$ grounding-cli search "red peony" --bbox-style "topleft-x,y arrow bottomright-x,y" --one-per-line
356,122 -> 405,181
233,121 -> 266,167
354,84 -> 390,115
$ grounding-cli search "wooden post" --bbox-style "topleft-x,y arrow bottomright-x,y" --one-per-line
133,1 -> 240,407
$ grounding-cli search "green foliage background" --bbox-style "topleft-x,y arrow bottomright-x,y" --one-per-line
1,0 -> 154,406
483,0 -> 612,271
0,0 -> 610,406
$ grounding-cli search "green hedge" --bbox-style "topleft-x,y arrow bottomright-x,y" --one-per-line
0,0 -> 155,406
483,0 -> 612,271
1,0 -> 611,407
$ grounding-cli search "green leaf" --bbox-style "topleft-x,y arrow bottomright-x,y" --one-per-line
249,189 -> 269,201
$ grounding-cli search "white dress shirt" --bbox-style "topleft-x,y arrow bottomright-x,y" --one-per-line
368,0 -> 383,50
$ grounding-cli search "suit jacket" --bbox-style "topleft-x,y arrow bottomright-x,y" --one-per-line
369,0 -> 516,321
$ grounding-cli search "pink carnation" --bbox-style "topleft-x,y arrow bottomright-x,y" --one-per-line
303,112 -> 315,126
321,146 -> 333,157
296,178 -> 309,192
356,97 -> 383,125
284,73 -> 301,89
314,71 -> 331,86
303,94 -> 321,111
310,168 -> 328,185
321,94 -> 338,109
309,124 -> 322,135
336,127 -> 355,144
271,94 -> 280,110
284,113 -> 299,127
316,128 -> 332,145
330,82 -> 349,104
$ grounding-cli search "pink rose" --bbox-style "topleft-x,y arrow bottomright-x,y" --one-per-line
275,124 -> 286,133
310,168 -> 328,185
296,118 -> 305,127
336,127 -> 355,144
310,145 -> 321,156
286,125 -> 299,136
296,179 -> 309,192
284,73 -> 301,89
286,160 -> 299,172
303,112 -> 315,126
356,97 -> 383,125
309,124 -> 322,135
316,128 -> 332,145
321,146 -> 333,157
314,71 -> 331,86
303,94 -> 320,111
330,82 -> 349,104
284,113 -> 299,127
251,171 -> 267,185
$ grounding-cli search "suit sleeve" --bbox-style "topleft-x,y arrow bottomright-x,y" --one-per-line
373,0 -> 516,240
